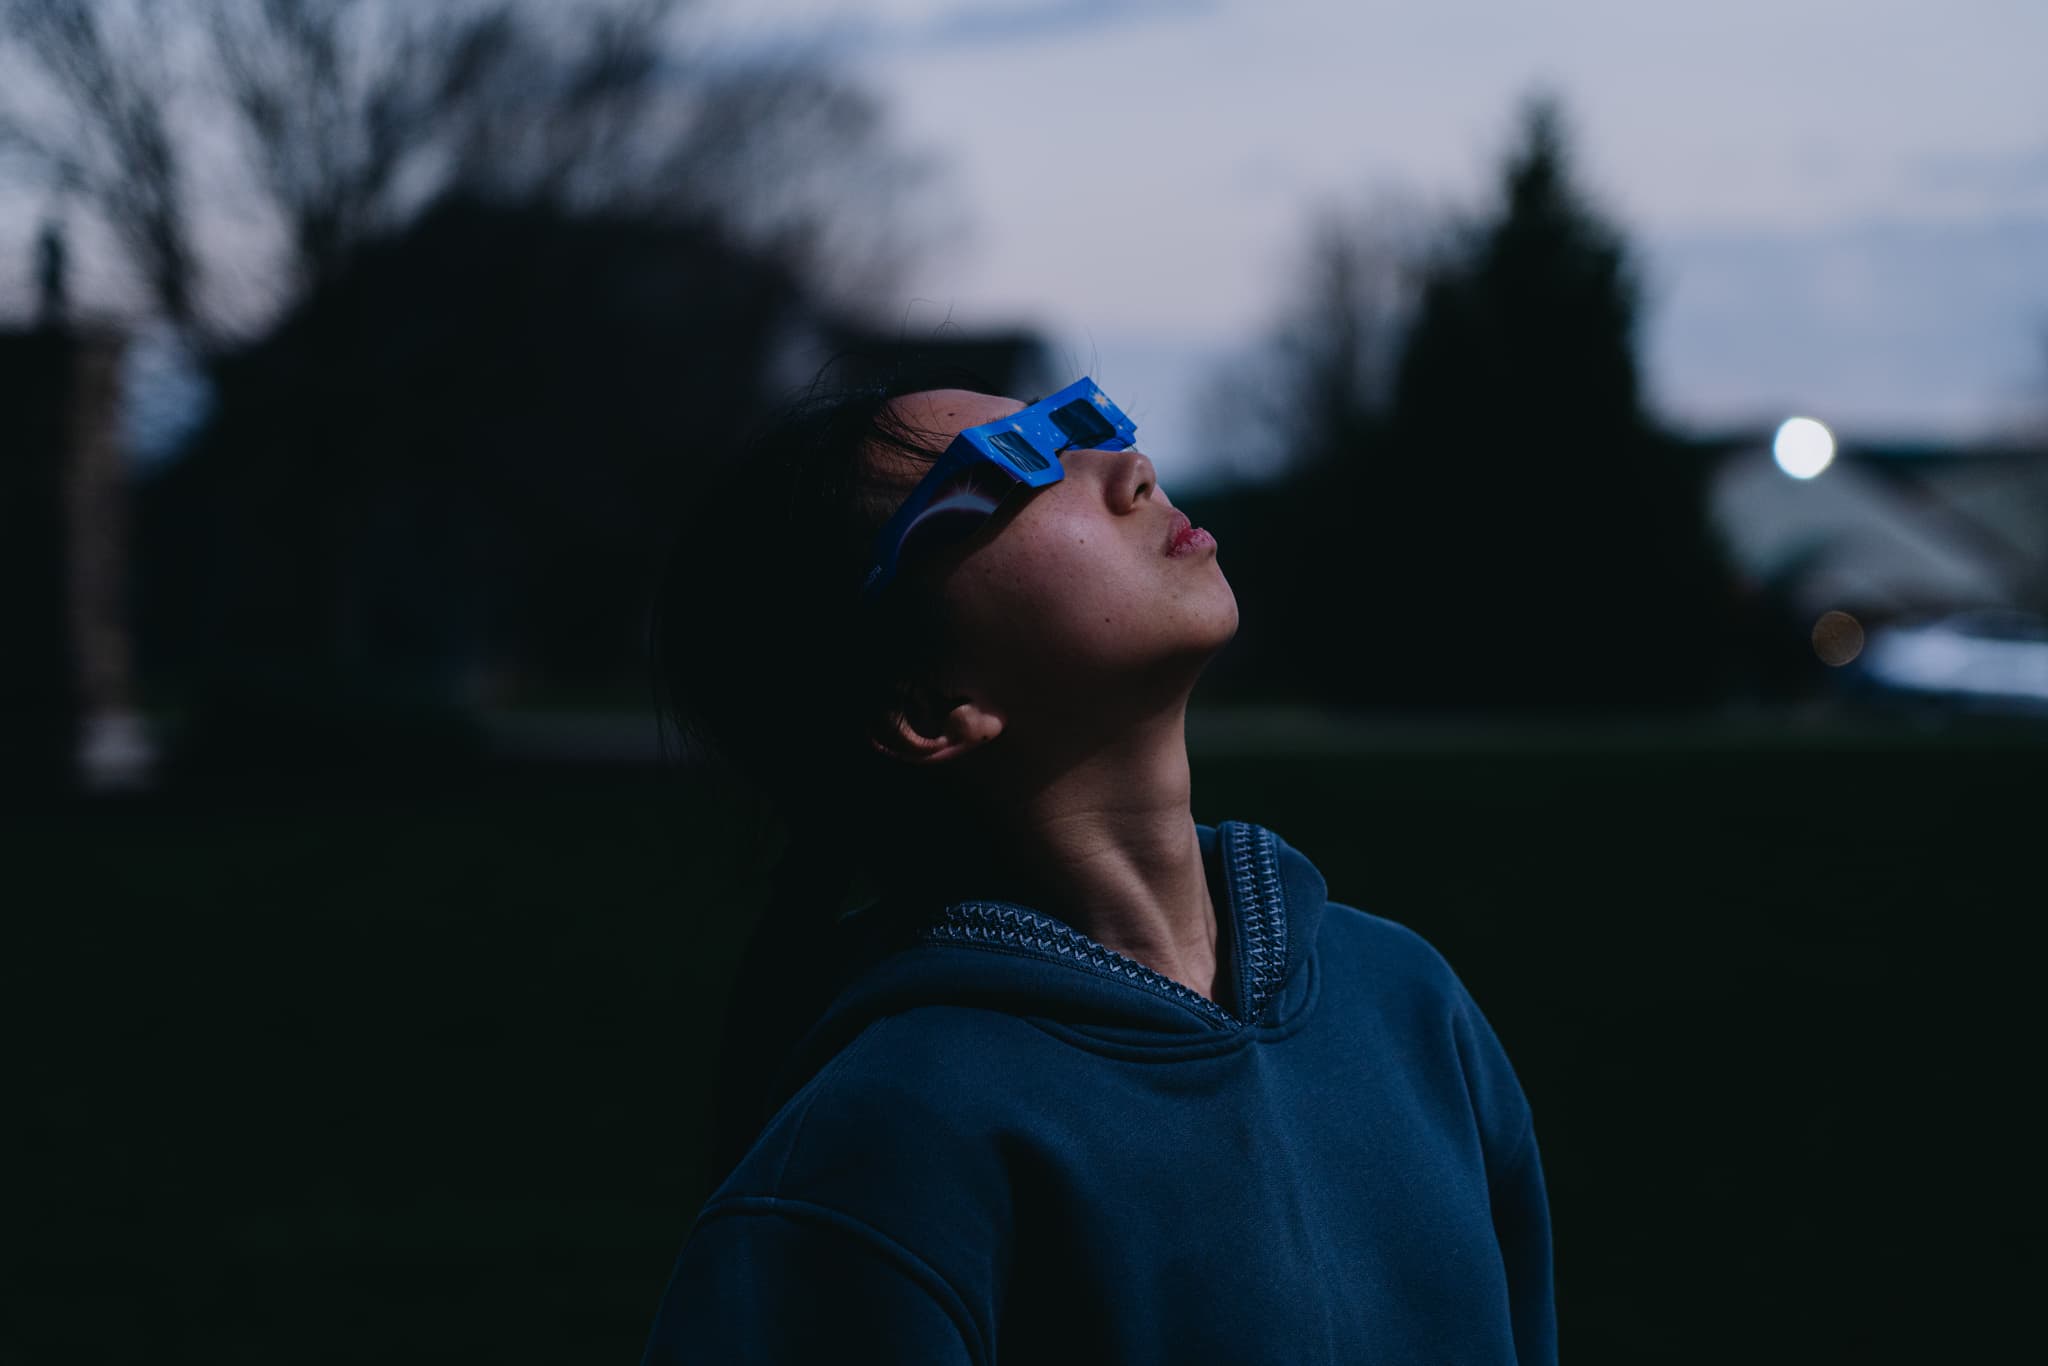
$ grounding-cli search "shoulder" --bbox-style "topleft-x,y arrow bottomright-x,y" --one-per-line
1319,902 -> 1535,1166
1319,900 -> 1469,1007
1320,905 -> 1515,1055
715,1006 -> 1025,1207
698,1008 -> 1021,1326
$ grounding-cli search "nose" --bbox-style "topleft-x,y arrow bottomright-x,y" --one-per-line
1097,446 -> 1157,511
1064,443 -> 1158,512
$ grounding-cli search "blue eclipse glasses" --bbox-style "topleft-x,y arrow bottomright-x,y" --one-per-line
860,376 -> 1138,604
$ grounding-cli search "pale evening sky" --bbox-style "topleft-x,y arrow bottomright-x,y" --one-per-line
704,0 -> 2048,486
2,0 -> 2043,485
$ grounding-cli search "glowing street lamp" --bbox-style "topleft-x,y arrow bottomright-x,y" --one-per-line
1773,416 -> 1836,479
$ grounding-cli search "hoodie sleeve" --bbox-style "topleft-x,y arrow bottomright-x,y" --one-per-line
1488,1123 -> 1557,1366
1449,981 -> 1558,1366
640,1197 -> 981,1366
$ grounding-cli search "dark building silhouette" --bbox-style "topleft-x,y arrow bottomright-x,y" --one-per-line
0,324 -> 139,795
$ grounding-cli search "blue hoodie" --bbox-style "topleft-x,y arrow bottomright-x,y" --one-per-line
642,819 -> 1556,1364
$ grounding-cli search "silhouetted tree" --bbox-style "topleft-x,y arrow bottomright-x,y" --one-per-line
1371,93 -> 1731,709
0,0 -> 200,334
1217,93 -> 1736,711
0,0 -> 938,351
1185,196 -> 1428,703
1200,196 -> 1426,485
2,0 -> 945,778
131,193 -> 811,777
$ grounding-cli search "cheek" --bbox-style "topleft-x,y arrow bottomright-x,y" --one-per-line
954,532 -> 1145,658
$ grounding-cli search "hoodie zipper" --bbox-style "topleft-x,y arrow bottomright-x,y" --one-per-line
1229,821 -> 1289,1025
918,822 -> 1289,1030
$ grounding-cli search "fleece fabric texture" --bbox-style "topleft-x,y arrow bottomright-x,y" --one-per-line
641,819 -> 1556,1365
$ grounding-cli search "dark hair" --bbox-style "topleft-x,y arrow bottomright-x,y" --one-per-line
648,357 -> 1006,1191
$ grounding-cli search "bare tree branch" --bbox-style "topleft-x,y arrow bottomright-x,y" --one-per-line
1,0 -> 210,345
1198,193 -> 1431,482
0,0 -> 937,345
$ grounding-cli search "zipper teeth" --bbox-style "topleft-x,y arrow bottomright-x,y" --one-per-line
923,904 -> 1235,1025
1232,823 -> 1288,1021
920,821 -> 1288,1029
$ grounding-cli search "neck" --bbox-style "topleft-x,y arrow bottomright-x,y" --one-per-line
937,695 -> 1226,1009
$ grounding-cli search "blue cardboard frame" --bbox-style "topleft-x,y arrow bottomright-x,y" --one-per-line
860,376 -> 1138,603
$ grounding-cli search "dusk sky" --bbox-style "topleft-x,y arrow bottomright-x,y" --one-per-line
707,0 -> 2048,486
2,0 -> 2043,487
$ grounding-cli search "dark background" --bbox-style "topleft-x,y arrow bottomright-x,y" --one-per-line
2,2 -> 2044,1360
11,721 -> 2044,1362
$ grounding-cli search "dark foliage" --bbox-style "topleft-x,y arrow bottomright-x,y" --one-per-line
1373,96 -> 1732,709
132,193 -> 806,778
1198,95 -> 1742,712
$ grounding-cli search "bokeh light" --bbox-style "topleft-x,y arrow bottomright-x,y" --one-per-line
1811,609 -> 1865,666
1773,416 -> 1836,478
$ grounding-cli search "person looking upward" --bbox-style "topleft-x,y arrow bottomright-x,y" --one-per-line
640,364 -> 1557,1365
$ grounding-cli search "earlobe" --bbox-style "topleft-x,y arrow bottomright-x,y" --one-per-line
868,685 -> 1003,766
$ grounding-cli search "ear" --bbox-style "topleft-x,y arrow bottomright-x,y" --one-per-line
868,678 -> 1005,766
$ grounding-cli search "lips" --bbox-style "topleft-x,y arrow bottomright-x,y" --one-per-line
1164,509 -> 1193,555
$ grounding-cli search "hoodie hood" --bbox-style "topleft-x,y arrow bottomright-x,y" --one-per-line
763,820 -> 1328,1116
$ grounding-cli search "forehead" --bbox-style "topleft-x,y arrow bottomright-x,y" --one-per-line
884,388 -> 1027,453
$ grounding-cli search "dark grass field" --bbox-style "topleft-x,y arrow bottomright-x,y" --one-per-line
7,708 -> 2044,1363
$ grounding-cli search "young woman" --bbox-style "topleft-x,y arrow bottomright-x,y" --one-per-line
641,365 -> 1556,1365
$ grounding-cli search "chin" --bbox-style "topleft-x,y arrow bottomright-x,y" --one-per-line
1197,579 -> 1240,647
1166,589 -> 1240,672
